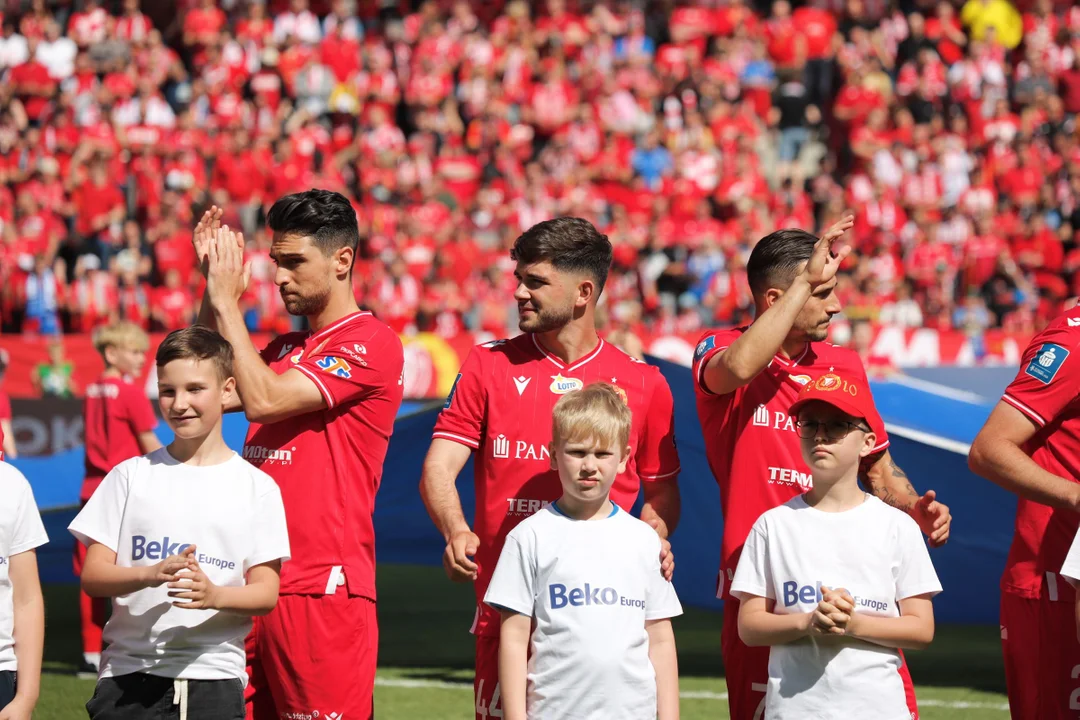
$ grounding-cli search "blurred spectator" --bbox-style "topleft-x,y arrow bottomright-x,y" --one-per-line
0,349 -> 14,458
32,339 -> 77,397
0,0 -> 1076,347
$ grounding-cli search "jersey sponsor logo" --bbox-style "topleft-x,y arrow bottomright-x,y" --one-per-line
1025,343 -> 1069,384
340,344 -> 369,366
444,373 -> 462,409
281,711 -> 341,720
752,406 -> 797,433
276,343 -> 295,361
768,466 -> 812,489
290,348 -> 303,364
694,335 -> 716,363
781,581 -> 890,613
790,374 -> 811,386
549,374 -> 583,394
0,557 -> 7,565
131,535 -> 190,561
513,376 -> 532,395
1068,318 -> 1080,327
86,383 -> 121,399
481,339 -> 507,348
491,435 -> 551,462
243,445 -> 294,465
316,356 -> 352,379
505,497 -> 550,516
548,582 -> 644,610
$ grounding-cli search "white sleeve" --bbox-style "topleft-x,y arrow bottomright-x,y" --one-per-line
246,480 -> 291,572
644,532 -> 683,621
730,522 -> 772,602
894,515 -> 943,600
68,463 -> 130,552
483,532 -> 536,617
1061,531 -> 1080,586
9,470 -> 48,556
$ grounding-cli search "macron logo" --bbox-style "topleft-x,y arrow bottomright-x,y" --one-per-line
1069,318 -> 1080,327
513,376 -> 531,395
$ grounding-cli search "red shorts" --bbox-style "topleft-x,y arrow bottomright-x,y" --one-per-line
1001,591 -> 1080,720
721,597 -> 920,720
474,634 -> 503,720
246,593 -> 378,720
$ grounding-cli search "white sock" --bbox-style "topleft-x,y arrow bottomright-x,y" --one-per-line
83,652 -> 101,666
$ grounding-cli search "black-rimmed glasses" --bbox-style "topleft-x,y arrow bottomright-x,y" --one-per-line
795,419 -> 871,441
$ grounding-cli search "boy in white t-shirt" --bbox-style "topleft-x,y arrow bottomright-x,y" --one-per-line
69,326 -> 291,720
485,382 -> 682,720
0,462 -> 47,720
731,372 -> 942,720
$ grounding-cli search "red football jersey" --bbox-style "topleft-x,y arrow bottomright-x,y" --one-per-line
432,335 -> 681,636
999,306 -> 1080,603
243,311 -> 404,600
693,327 -> 889,599
82,375 -> 157,499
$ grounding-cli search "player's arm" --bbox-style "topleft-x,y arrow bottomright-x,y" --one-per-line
969,401 -> 1080,511
700,216 -> 853,396
80,542 -> 195,598
497,610 -> 530,720
843,594 -> 935,651
641,481 -> 680,539
862,449 -> 951,547
204,227 -> 326,423
136,430 -> 162,454
6,549 -> 43,717
646,619 -> 679,720
1,418 -> 16,458
419,438 -> 479,582
170,554 -> 281,616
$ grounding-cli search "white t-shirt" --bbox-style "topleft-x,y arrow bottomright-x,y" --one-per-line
730,494 -> 942,720
484,503 -> 683,720
1060,532 -> 1080,587
68,448 -> 290,683
0,462 -> 49,672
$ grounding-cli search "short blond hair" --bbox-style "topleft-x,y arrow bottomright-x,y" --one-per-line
93,321 -> 150,358
551,382 -> 632,452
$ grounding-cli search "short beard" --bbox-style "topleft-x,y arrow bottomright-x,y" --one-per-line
805,323 -> 830,342
283,287 -> 330,317
519,304 -> 574,333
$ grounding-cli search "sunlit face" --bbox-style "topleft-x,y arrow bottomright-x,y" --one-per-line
157,359 -> 234,440
770,266 -> 842,342
796,402 -> 875,474
550,436 -> 629,505
108,346 -> 147,377
271,232 -> 347,317
513,260 -> 586,333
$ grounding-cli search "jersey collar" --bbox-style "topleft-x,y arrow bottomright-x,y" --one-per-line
771,342 -> 810,369
531,334 -> 605,372
307,311 -> 372,344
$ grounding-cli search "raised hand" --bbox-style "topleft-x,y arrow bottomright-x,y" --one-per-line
801,214 -> 854,289
206,224 -> 251,307
193,206 -> 223,278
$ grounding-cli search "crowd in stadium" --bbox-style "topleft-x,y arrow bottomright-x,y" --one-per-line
1,0 -> 1079,342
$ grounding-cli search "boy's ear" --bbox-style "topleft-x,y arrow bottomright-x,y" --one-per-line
617,445 -> 631,474
221,376 -> 237,405
859,431 -> 877,458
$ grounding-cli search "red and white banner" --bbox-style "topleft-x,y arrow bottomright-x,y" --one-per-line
0,325 -> 1032,400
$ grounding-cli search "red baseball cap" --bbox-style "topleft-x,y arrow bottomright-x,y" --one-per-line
789,372 -> 884,434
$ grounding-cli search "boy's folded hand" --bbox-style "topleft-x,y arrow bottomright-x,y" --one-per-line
144,544 -> 198,588
811,585 -> 853,636
167,546 -> 221,610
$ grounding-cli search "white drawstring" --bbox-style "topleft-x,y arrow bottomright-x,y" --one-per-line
173,679 -> 189,720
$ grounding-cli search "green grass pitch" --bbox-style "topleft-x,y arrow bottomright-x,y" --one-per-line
35,565 -> 1008,719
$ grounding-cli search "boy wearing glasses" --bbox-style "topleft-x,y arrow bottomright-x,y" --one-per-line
731,372 -> 942,719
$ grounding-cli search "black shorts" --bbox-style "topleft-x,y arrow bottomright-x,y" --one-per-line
0,670 -> 15,709
86,673 -> 245,720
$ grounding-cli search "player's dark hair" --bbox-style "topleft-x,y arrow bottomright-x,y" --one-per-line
510,217 -> 612,295
267,188 -> 360,261
156,326 -> 234,382
746,228 -> 818,297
